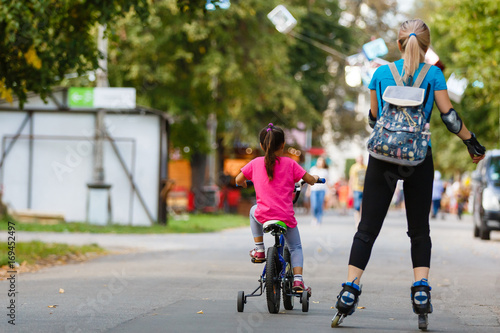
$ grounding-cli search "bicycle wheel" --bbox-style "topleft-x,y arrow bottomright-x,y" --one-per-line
282,246 -> 294,310
265,246 -> 281,314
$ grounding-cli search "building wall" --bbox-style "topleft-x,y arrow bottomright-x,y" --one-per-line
0,110 -> 161,225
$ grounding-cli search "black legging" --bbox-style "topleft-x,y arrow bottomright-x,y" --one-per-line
349,149 -> 434,270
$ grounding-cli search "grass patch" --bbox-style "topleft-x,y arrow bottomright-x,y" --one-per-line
0,214 -> 249,234
0,241 -> 105,266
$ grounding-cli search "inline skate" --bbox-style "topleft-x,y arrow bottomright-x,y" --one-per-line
411,278 -> 433,330
331,280 -> 361,327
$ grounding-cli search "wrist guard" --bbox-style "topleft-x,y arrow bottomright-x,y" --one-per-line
441,108 -> 463,134
368,109 -> 377,129
463,132 -> 486,156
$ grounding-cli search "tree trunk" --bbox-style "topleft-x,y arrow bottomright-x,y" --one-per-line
190,151 -> 207,212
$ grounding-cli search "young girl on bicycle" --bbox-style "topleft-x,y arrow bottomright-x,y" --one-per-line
235,123 -> 320,294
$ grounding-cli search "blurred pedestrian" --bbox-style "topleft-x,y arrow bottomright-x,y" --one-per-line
349,155 -> 367,227
452,173 -> 469,220
336,178 -> 349,215
431,171 -> 444,219
333,18 -> 486,325
307,156 -> 329,226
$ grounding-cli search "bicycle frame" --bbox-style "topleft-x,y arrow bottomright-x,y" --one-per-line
244,234 -> 288,300
261,234 -> 287,280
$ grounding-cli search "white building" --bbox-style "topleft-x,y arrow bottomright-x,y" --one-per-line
0,88 -> 169,226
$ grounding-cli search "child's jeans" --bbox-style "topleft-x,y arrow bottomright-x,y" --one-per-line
249,205 -> 303,268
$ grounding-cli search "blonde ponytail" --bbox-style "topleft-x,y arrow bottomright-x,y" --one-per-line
399,19 -> 431,85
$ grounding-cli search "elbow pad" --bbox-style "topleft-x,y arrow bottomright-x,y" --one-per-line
440,108 -> 463,134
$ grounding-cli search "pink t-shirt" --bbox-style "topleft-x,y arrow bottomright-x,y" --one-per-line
241,156 -> 306,228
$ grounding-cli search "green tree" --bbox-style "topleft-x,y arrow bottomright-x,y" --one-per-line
108,0 -> 319,155
0,0 -> 150,107
411,0 -> 500,174
109,1 -> 325,210
286,0 -> 368,146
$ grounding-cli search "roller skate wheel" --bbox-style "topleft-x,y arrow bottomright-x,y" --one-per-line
418,314 -> 428,330
331,313 -> 343,327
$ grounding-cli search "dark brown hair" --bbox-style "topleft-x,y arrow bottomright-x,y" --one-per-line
259,123 -> 285,181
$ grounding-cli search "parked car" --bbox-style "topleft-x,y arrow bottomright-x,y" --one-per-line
470,149 -> 500,240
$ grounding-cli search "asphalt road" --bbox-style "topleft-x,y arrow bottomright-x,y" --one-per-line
1,210 -> 499,333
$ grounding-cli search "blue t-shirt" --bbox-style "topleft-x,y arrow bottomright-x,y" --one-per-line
368,59 -> 447,121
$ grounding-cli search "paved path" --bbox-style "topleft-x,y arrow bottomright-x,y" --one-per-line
1,210 -> 499,332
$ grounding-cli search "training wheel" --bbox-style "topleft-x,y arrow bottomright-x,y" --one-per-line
237,291 -> 245,312
301,292 -> 309,312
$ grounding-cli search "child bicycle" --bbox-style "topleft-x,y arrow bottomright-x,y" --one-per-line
237,178 -> 325,314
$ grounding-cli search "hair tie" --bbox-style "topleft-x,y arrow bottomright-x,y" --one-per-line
266,123 -> 273,132
409,33 -> 416,38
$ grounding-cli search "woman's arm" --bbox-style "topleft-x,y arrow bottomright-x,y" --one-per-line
370,90 -> 378,118
434,89 -> 485,163
235,172 -> 248,188
434,90 -> 472,140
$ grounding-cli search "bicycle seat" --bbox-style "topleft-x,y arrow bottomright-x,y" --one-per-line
263,220 -> 288,235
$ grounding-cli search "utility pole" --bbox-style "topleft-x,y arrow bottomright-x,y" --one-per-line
87,24 -> 112,225
95,24 -> 109,184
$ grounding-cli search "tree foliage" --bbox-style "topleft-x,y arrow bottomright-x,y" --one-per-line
109,0 -> 325,155
412,0 -> 500,174
285,0 -> 369,146
0,0 -> 150,107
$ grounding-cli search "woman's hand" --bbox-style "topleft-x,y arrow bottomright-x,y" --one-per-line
470,154 -> 485,164
463,132 -> 486,164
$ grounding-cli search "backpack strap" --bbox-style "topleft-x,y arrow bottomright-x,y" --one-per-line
412,64 -> 432,88
388,63 -> 404,87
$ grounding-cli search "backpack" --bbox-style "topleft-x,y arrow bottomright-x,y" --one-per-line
366,62 -> 432,166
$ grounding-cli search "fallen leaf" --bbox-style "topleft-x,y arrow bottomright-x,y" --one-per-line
59,288 -> 65,294
312,301 -> 320,304
330,306 -> 335,309
357,306 -> 365,309
48,305 -> 58,308
197,310 -> 203,314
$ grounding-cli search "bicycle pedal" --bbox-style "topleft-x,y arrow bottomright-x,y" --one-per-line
251,258 -> 266,264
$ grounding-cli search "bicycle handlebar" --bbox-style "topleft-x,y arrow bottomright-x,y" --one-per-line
298,178 -> 326,186
237,178 -> 324,188
237,178 -> 326,204
293,178 -> 326,204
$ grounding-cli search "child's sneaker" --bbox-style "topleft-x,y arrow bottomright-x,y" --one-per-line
292,280 -> 312,296
249,248 -> 265,263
